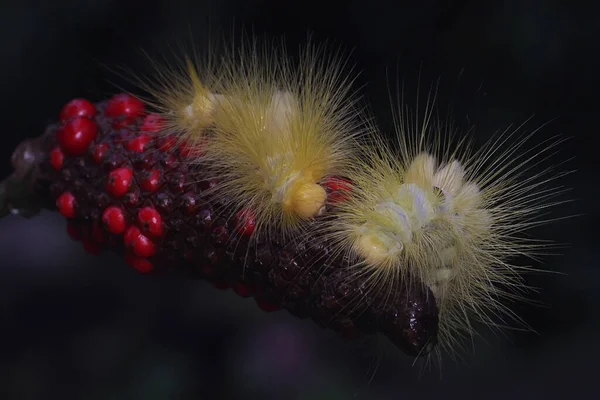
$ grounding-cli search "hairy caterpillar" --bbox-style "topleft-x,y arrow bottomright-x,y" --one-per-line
0,36 -> 569,365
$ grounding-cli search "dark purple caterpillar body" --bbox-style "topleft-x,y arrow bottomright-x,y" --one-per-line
2,94 -> 439,357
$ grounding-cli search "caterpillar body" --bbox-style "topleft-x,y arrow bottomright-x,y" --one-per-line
0,37 -> 568,365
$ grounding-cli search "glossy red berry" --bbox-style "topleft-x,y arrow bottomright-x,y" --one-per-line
60,117 -> 98,156
106,167 -> 133,197
126,133 -> 152,153
133,233 -> 156,257
49,146 -> 64,170
234,209 -> 256,236
140,169 -> 160,192
105,93 -> 145,118
180,138 -> 206,158
123,225 -> 156,258
125,253 -> 153,273
141,113 -> 166,133
138,207 -> 163,237
124,225 -> 141,247
56,192 -> 77,218
102,206 -> 127,234
323,176 -> 352,203
59,98 -> 96,123
91,143 -> 109,164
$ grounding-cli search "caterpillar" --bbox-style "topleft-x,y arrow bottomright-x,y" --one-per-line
0,37 -> 569,365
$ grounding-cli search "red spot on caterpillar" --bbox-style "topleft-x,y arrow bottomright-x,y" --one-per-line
102,206 -> 127,235
124,225 -> 156,257
323,176 -> 352,203
91,143 -> 109,164
59,98 -> 96,123
125,253 -> 154,273
106,167 -> 133,197
56,192 -> 77,218
49,147 -> 64,170
140,169 -> 160,192
141,113 -> 166,133
125,133 -> 152,153
105,93 -> 145,119
255,299 -> 281,313
138,207 -> 163,238
60,117 -> 97,156
234,209 -> 256,236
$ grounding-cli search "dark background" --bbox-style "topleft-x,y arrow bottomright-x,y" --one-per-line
0,0 -> 597,398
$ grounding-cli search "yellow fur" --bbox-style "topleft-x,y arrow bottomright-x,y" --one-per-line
319,82 -> 570,360
200,41 -> 366,241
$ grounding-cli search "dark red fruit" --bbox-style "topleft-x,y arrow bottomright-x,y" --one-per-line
91,143 -> 109,164
49,147 -> 64,170
234,209 -> 256,236
141,113 -> 166,133
323,176 -> 352,203
60,117 -> 98,156
158,135 -> 177,152
256,299 -> 281,313
233,282 -> 251,297
125,253 -> 153,273
56,192 -> 76,218
59,98 -> 96,123
124,225 -> 141,247
66,221 -> 81,241
105,93 -> 145,118
106,167 -> 133,197
125,133 -> 152,153
137,207 -> 163,237
102,206 -> 127,234
140,169 -> 160,192
132,233 -> 156,257
82,238 -> 102,255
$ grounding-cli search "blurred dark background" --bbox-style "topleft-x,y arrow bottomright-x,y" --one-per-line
0,0 -> 597,398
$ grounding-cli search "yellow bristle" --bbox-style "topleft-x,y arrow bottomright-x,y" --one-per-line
317,78 -> 572,363
199,40 -> 366,241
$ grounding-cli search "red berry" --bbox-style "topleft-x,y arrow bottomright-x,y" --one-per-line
180,138 -> 206,158
105,93 -> 145,118
82,238 -> 102,255
49,146 -> 64,170
233,282 -> 251,297
124,225 -> 141,248
141,113 -> 166,133
66,221 -> 81,241
158,135 -> 177,152
255,299 -> 281,313
56,192 -> 77,218
126,133 -> 152,153
60,117 -> 98,156
132,233 -> 156,257
106,167 -> 133,197
60,98 -> 96,122
138,207 -> 163,237
125,253 -> 153,273
102,206 -> 127,234
140,169 -> 160,192
234,209 -> 256,236
91,143 -> 109,164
